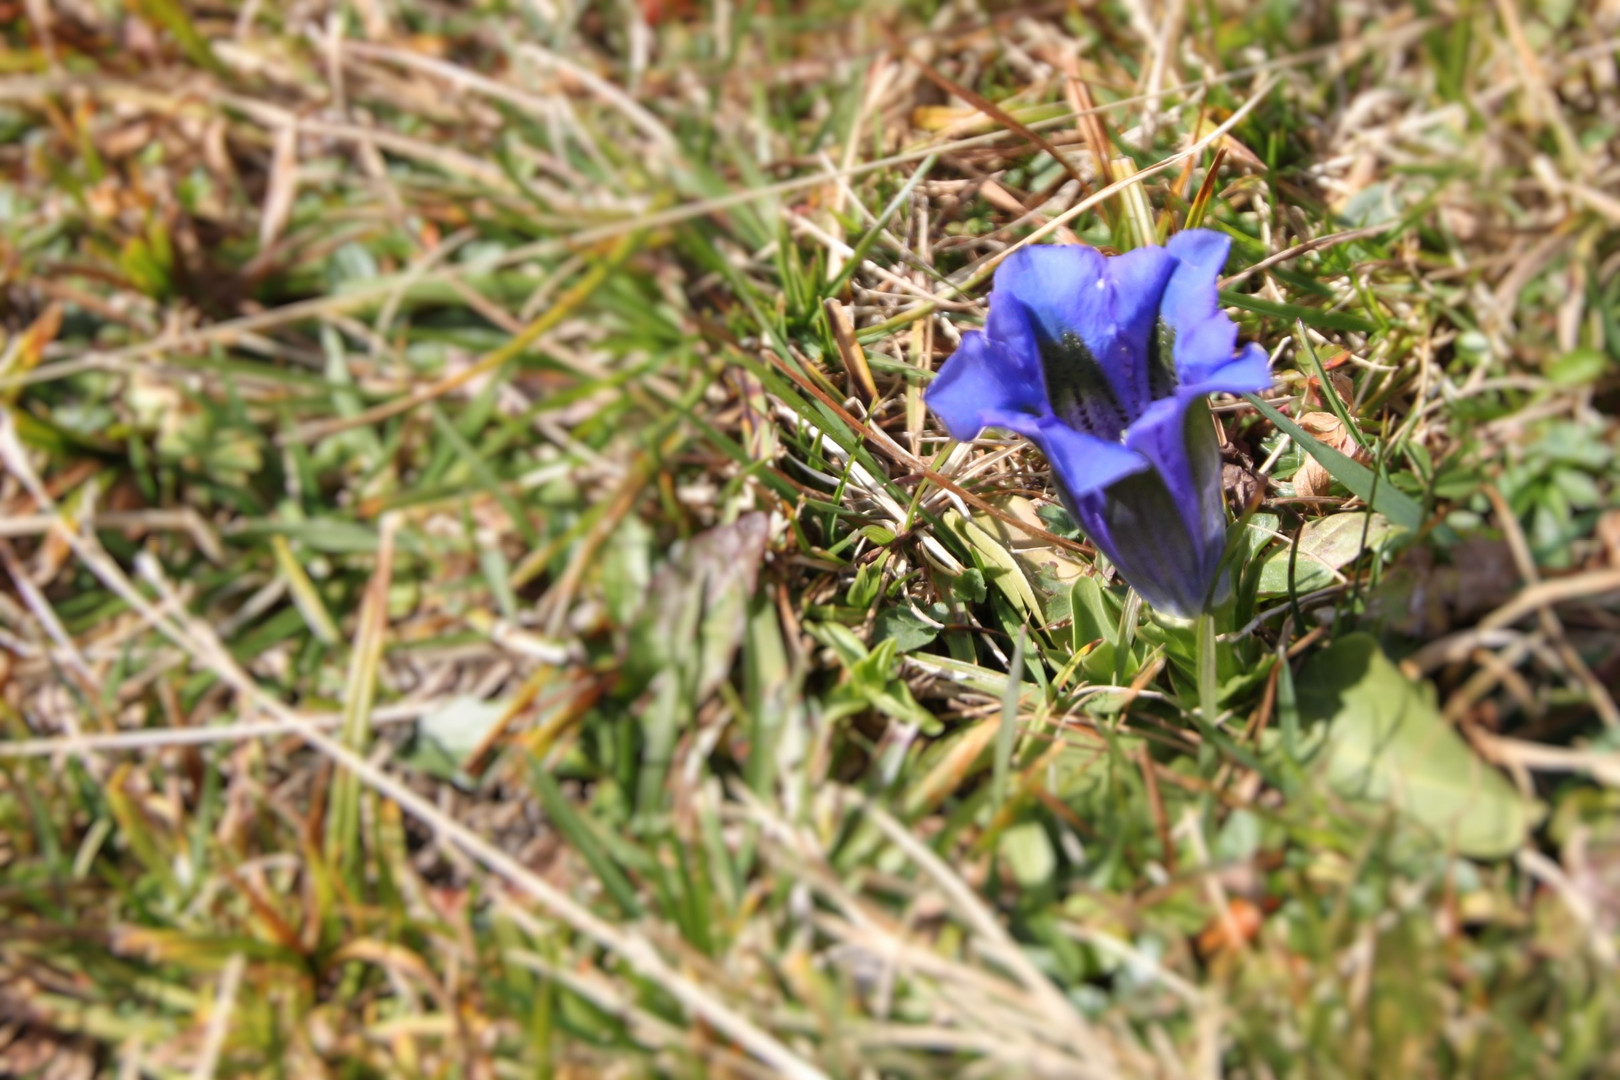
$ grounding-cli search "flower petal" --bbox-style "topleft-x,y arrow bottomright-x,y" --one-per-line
924,329 -> 1049,441
1116,394 -> 1230,614
1034,417 -> 1150,500
989,244 -> 1175,434
1162,229 -> 1268,389
1072,471 -> 1221,618
1099,244 -> 1181,415
987,244 -> 1109,351
1124,395 -> 1224,538
1181,341 -> 1273,399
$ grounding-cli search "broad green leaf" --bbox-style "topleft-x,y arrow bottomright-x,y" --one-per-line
1036,502 -> 1082,539
952,567 -> 988,603
1000,822 -> 1055,888
1297,634 -> 1538,859
971,496 -> 1088,592
628,513 -> 769,696
872,606 -> 939,653
1245,394 -> 1425,533
1069,576 -> 1120,649
600,512 -> 654,627
402,696 -> 507,789
903,653 -> 1014,698
942,510 -> 1044,623
1069,576 -> 1123,681
806,619 -> 868,668
852,638 -> 938,731
417,695 -> 506,760
1257,512 -> 1402,595
1546,347 -> 1607,386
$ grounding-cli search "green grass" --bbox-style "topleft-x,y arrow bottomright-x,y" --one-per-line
2,2 -> 1619,1078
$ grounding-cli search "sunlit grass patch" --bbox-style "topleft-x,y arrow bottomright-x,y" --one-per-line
1,2 -> 1618,1077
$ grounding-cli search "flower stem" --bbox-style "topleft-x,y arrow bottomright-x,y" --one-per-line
1196,610 -> 1219,728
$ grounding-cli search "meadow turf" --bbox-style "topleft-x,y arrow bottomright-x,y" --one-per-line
1,1 -> 1619,1077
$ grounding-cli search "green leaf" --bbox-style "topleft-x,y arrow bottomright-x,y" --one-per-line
1546,347 -> 1608,386
237,519 -> 387,555
805,621 -> 942,734
600,513 -> 654,628
872,607 -> 939,653
1220,290 -> 1378,333
807,619 -> 869,667
1297,634 -> 1538,859
1245,394 -> 1425,533
1068,577 -> 1119,650
1036,502 -> 1082,539
941,510 -> 1044,622
1256,512 -> 1402,595
846,556 -> 885,608
402,695 -> 506,788
952,567 -> 988,603
999,821 -> 1055,888
1069,576 -> 1124,681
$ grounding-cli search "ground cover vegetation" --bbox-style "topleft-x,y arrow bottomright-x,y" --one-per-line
1,0 -> 1619,1076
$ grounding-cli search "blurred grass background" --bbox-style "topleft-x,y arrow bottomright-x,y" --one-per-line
1,1 -> 1619,1077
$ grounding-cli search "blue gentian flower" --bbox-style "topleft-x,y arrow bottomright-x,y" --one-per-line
926,230 -> 1271,618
